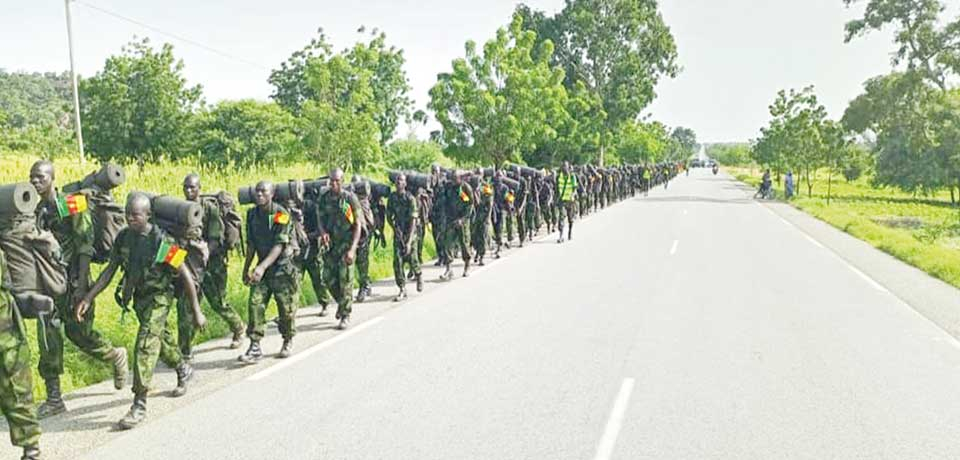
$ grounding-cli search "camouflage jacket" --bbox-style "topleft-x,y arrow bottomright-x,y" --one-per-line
245,202 -> 294,273
36,191 -> 95,266
386,190 -> 418,243
316,189 -> 363,256
111,225 -> 181,305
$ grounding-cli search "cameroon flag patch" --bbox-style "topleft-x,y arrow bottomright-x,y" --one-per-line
482,183 -> 493,195
459,186 -> 471,202
505,191 -> 515,203
273,211 -> 290,225
155,241 -> 188,269
341,201 -> 355,224
56,194 -> 88,218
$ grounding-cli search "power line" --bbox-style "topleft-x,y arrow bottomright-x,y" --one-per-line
74,0 -> 270,71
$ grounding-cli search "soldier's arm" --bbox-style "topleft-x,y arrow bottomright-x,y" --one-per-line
77,259 -> 119,320
405,197 -> 418,249
252,215 -> 290,279
347,195 -> 363,260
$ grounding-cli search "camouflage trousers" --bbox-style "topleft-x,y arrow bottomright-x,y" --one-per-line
247,266 -> 298,342
132,294 -> 183,395
516,207 -> 527,244
301,253 -> 332,308
178,253 -> 245,358
557,200 -> 577,237
416,221 -> 426,264
38,281 -> 116,380
392,236 -> 421,289
443,221 -> 471,263
524,203 -> 539,237
323,252 -> 354,319
0,325 -> 40,448
492,208 -> 504,250
431,219 -> 447,264
470,216 -> 490,258
355,231 -> 371,290
504,210 -> 515,243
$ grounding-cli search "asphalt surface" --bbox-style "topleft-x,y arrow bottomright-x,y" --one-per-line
5,169 -> 960,459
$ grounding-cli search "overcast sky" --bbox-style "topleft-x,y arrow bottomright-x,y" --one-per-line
2,0 -> 922,143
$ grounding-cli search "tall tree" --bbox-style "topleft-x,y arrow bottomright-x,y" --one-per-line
269,28 -> 413,145
190,100 -> 300,167
299,54 -> 382,171
80,38 -> 202,164
517,0 -> 679,165
428,14 -> 569,167
670,126 -> 698,159
843,0 -> 960,91
754,87 -> 831,196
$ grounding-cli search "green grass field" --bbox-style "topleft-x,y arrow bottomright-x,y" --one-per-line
1,153 -> 434,398
730,166 -> 960,290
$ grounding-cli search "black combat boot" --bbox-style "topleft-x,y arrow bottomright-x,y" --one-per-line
238,340 -> 263,365
21,445 -> 40,460
172,362 -> 194,397
37,377 -> 66,418
463,259 -> 471,278
106,347 -> 128,390
440,264 -> 454,281
416,274 -> 424,292
318,304 -> 329,317
355,286 -> 367,303
478,255 -> 485,266
337,316 -> 350,330
394,288 -> 407,302
118,393 -> 147,430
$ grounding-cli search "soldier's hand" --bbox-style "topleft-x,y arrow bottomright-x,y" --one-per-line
194,311 -> 208,330
320,233 -> 331,247
243,271 -> 252,286
250,265 -> 266,284
75,299 -> 90,322
344,249 -> 356,265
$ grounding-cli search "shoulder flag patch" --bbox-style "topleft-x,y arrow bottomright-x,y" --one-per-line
273,211 -> 290,225
482,183 -> 493,196
505,191 -> 515,203
155,241 -> 187,269
56,194 -> 88,218
459,186 -> 471,203
341,200 -> 355,224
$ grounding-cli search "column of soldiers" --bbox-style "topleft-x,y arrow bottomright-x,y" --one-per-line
0,159 -> 680,458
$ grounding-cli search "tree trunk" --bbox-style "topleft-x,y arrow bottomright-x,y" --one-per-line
827,170 -> 833,205
599,143 -> 605,167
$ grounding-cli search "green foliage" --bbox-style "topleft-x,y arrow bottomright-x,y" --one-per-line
670,126 -> 698,159
843,0 -> 959,91
614,120 -> 670,164
753,86 -> 835,196
517,0 -> 679,164
383,138 -> 450,171
429,14 -> 569,166
190,100 -> 301,167
706,143 -> 752,166
270,28 -> 413,146
0,70 -> 71,129
299,53 -> 382,171
79,38 -> 203,165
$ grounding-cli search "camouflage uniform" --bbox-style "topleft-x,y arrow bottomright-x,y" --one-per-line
0,248 -> 41,450
301,198 -> 333,309
353,182 -> 375,297
316,189 -> 363,320
111,225 -> 186,395
471,180 -> 494,261
556,172 -> 579,238
386,190 -> 421,288
35,192 -> 118,380
439,182 -> 474,264
179,198 -> 243,357
515,177 -> 528,245
200,198 -> 244,331
245,203 -> 298,342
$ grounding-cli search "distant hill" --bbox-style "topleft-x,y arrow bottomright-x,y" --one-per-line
0,69 -> 72,129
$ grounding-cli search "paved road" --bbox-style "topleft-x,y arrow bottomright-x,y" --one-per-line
17,169 -> 960,459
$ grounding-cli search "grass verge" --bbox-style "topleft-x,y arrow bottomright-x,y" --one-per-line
1,153 -> 434,398
729,166 -> 960,290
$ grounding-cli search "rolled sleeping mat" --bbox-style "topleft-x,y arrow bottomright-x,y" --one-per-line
496,176 -> 520,192
238,180 -> 304,205
148,194 -> 203,229
0,182 -> 40,216
369,181 -> 391,201
391,171 -> 432,191
63,163 -> 126,193
302,178 -> 330,195
517,165 -> 545,179
481,167 -> 496,178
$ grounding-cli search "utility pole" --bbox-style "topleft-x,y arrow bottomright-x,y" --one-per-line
64,0 -> 85,164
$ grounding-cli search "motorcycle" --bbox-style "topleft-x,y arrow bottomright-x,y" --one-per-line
711,164 -> 718,175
